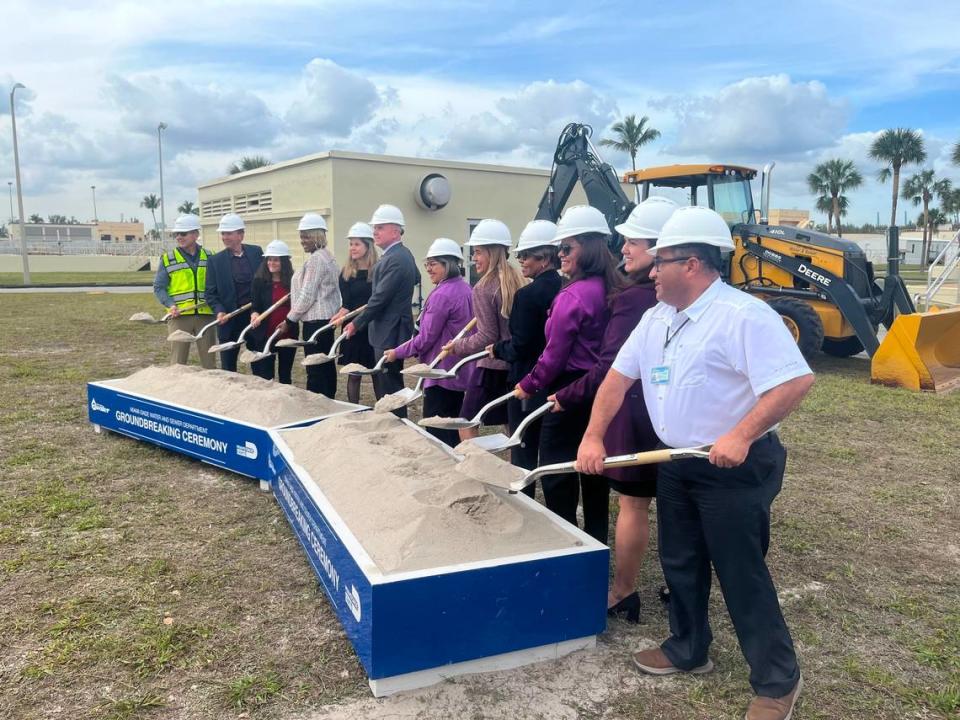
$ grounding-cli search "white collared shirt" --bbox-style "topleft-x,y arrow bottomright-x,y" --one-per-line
612,278 -> 812,448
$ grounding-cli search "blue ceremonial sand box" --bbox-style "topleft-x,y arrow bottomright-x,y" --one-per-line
86,380 -> 366,484
269,421 -> 609,696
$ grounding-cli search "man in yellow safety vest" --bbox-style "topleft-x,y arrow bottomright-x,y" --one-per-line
152,214 -> 216,368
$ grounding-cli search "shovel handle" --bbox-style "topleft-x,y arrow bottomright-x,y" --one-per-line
473,390 -> 516,423
511,400 -> 554,440
160,302 -> 201,321
430,317 -> 478,366
223,302 -> 253,321
236,295 -> 289,343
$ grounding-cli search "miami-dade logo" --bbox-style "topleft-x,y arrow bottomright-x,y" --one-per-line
236,441 -> 258,460
345,585 -> 362,622
90,398 -> 109,413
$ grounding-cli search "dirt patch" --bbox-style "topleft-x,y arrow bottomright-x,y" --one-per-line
280,413 -> 577,573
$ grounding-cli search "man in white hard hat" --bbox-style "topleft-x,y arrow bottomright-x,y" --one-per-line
152,214 -> 216,368
205,213 -> 264,372
344,204 -> 419,415
577,206 -> 814,720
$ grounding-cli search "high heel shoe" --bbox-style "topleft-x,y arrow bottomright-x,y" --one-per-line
607,591 -> 640,623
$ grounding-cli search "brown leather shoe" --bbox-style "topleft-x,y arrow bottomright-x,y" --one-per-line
632,647 -> 714,676
745,674 -> 803,720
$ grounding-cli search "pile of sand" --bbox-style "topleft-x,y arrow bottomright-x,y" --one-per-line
338,363 -> 369,374
104,365 -> 352,426
281,413 -> 579,573
401,362 -> 434,376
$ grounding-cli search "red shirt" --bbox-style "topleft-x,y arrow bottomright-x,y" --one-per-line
268,281 -> 291,336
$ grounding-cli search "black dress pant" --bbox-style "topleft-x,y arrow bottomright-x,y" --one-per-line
250,346 -> 296,384
216,310 -> 251,372
507,394 -> 547,498
302,319 -> 337,398
422,385 -> 464,447
372,350 -> 407,418
538,401 -> 610,545
657,433 -> 800,698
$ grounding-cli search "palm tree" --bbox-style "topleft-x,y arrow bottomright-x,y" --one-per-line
806,159 -> 863,237
178,200 -> 197,215
140,194 -> 161,234
941,187 -> 960,225
901,171 -> 951,267
869,128 -> 926,228
28,214 -> 43,223
952,141 -> 960,167
815,196 -> 834,234
228,155 -> 271,175
598,115 -> 661,173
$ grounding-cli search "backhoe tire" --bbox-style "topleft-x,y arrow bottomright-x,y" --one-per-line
822,336 -> 865,357
766,298 -> 824,358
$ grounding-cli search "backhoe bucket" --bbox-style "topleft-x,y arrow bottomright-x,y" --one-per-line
871,308 -> 960,393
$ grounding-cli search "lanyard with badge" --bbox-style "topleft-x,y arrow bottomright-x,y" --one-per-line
651,317 -> 690,385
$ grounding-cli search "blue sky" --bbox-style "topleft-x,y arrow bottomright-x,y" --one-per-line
2,0 -> 959,226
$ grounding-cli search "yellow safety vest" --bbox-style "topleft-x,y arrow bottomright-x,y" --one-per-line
162,246 -> 212,314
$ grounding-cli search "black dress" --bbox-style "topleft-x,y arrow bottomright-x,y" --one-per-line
338,269 -> 376,367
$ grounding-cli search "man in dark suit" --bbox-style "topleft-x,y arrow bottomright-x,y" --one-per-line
204,213 -> 264,372
344,204 -> 419,416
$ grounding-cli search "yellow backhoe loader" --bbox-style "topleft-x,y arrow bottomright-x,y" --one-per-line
535,123 -> 960,392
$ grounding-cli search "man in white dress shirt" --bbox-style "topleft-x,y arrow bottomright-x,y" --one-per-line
578,206 -> 814,720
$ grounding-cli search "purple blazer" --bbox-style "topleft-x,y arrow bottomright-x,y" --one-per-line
555,282 -> 659,484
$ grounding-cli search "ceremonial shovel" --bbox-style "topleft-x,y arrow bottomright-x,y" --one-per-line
491,445 -> 714,493
419,388 -> 514,431
302,331 -> 349,366
275,305 -> 367,348
167,303 -> 251,343
459,400 -> 555,452
241,325 -> 286,364
129,303 -> 201,324
403,349 -> 487,380
208,294 -> 290,354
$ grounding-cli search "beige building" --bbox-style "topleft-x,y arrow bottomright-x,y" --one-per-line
768,208 -> 810,228
197,150 -> 608,273
96,221 -> 145,243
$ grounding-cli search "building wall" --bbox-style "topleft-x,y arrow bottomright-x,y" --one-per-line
96,221 -> 145,243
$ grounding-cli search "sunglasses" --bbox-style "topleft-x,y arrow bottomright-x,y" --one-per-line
517,251 -> 548,261
174,231 -> 190,238
652,255 -> 693,269
558,244 -> 575,256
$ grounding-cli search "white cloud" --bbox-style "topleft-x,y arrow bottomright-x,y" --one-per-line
656,75 -> 849,160
285,59 -> 382,136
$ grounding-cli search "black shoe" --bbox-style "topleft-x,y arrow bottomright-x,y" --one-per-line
658,585 -> 671,606
607,591 -> 640,623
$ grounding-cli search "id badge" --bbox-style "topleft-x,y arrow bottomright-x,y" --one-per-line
651,365 -> 671,385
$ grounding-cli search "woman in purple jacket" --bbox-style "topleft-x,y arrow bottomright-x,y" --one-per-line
551,197 -> 678,622
514,205 -> 622,545
444,219 -> 525,441
385,238 -> 474,447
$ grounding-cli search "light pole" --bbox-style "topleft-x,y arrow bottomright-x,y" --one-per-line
10,82 -> 30,284
91,185 -> 98,223
7,181 -> 12,225
157,122 -> 167,241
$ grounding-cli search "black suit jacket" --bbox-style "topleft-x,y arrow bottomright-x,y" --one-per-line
493,269 -> 562,385
353,242 -> 419,350
205,243 -> 264,315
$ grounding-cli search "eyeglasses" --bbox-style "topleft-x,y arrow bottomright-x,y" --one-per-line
558,244 -> 575,256
423,260 -> 441,270
517,251 -> 547,262
652,255 -> 694,269
174,231 -> 189,238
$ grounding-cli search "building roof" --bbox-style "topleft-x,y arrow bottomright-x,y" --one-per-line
199,150 -> 553,189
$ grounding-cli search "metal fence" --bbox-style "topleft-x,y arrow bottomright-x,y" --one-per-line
0,240 -> 173,257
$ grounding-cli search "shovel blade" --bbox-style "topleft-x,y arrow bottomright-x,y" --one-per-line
418,417 -> 478,430
403,369 -> 453,379
208,341 -> 239,354
275,339 -> 308,348
302,354 -> 336,366
465,433 -> 515,452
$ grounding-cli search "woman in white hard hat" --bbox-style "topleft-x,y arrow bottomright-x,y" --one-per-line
333,222 -> 379,405
443,218 -> 525,441
384,238 -> 474,447
551,197 -> 677,621
288,213 -> 342,398
249,240 -> 297,384
488,220 -> 563,492
514,205 -> 621,545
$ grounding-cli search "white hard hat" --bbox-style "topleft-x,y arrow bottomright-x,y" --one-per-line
464,218 -> 512,247
425,237 -> 463,261
369,204 -> 405,227
347,221 -> 374,240
264,239 -> 291,257
217,213 -> 245,233
515,220 -> 560,253
554,205 -> 610,242
653,206 -> 735,254
614,197 -> 678,241
172,214 -> 201,233
298,212 -> 327,232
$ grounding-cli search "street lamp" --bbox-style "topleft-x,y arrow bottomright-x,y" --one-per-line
91,185 -> 98,223
7,181 -> 12,225
10,82 -> 30,284
157,122 -> 167,241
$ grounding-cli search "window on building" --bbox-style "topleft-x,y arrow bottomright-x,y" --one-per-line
200,198 -> 232,218
100,234 -> 111,242
125,235 -> 135,242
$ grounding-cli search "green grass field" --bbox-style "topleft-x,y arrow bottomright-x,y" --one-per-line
0,271 -> 152,286
0,292 -> 957,719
